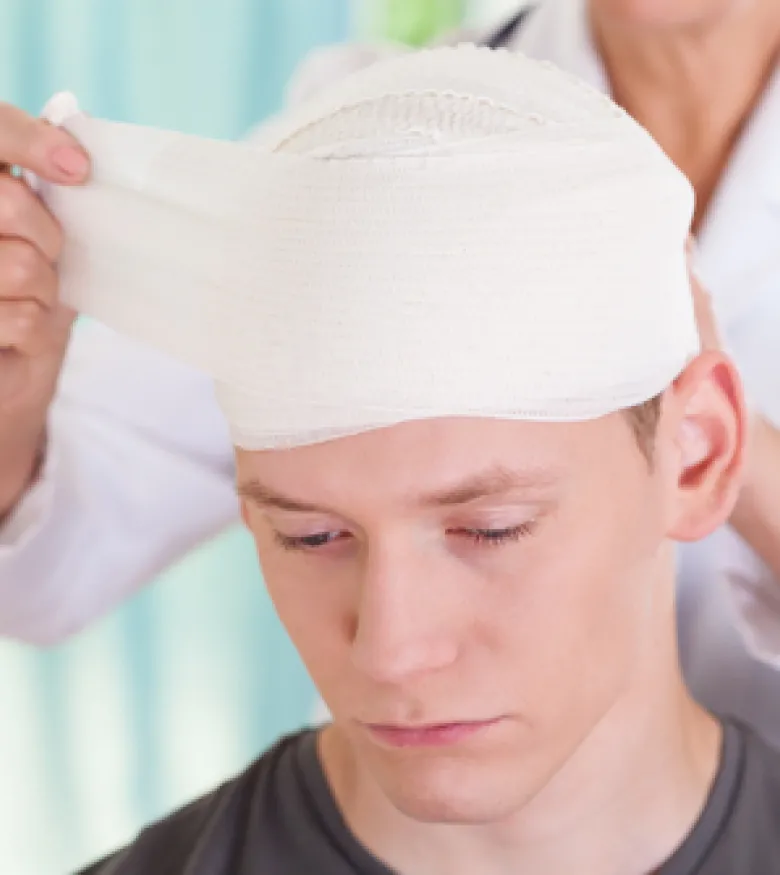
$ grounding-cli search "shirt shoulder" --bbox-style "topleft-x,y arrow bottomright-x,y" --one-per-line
664,721 -> 780,875
717,723 -> 780,862
77,731 -> 314,875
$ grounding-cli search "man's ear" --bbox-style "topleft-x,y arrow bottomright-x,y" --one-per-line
665,351 -> 746,542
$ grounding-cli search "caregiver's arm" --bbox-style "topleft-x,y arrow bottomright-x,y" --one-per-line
0,320 -> 239,645
690,268 -> 780,664
714,415 -> 780,668
730,416 -> 780,581
0,104 -> 88,526
0,96 -> 239,644
691,268 -> 780,582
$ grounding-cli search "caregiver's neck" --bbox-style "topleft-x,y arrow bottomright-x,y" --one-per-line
589,0 -> 780,229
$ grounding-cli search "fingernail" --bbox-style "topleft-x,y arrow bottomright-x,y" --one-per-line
51,146 -> 89,178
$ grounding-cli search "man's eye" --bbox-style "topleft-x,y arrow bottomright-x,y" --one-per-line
450,523 -> 536,546
274,531 -> 349,552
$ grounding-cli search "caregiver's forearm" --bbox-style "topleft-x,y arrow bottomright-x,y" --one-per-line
731,415 -> 780,580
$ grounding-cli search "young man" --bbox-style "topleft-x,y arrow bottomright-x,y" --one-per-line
3,0 -> 780,759
64,45 -> 780,874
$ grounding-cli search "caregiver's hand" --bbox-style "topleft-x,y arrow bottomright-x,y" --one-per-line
0,103 -> 89,522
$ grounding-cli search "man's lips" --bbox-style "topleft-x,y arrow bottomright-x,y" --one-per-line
363,718 -> 504,748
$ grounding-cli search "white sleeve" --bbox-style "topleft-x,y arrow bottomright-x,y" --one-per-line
719,392 -> 780,665
726,549 -> 780,668
0,320 -> 238,645
723,450 -> 780,667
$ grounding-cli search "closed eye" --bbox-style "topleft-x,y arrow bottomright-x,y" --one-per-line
273,523 -> 537,553
449,523 -> 536,546
274,530 -> 351,551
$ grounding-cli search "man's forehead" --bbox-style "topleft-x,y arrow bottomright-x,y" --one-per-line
238,463 -> 566,515
234,417 -> 620,513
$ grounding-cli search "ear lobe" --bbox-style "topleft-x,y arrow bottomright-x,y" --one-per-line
667,352 -> 747,543
240,500 -> 251,528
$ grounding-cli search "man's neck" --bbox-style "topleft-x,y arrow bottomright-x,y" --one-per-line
588,0 -> 780,229
320,667 -> 722,875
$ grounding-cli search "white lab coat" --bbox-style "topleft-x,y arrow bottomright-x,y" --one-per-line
2,0 -> 780,739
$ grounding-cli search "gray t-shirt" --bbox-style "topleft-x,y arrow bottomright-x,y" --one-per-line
77,720 -> 780,875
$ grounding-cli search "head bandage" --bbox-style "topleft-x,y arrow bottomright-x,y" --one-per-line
39,45 -> 699,450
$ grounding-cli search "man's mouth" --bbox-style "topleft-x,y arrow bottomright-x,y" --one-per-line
362,717 -> 504,748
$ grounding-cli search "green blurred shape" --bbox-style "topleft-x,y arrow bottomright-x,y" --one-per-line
381,0 -> 465,46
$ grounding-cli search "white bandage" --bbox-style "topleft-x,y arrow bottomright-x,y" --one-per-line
38,45 -> 699,450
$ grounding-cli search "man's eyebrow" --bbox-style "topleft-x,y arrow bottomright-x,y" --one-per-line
238,465 -> 560,514
417,465 -> 561,507
237,481 -> 328,513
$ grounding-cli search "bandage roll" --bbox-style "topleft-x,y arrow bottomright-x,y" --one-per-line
38,45 -> 700,449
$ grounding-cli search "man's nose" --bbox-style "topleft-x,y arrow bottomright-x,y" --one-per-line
348,541 -> 461,685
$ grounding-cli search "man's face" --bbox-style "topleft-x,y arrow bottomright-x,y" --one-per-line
237,412 -> 680,823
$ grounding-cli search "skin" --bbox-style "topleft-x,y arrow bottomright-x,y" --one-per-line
591,0 -> 780,231
236,350 -> 745,875
592,0 -> 780,587
0,108 -> 89,522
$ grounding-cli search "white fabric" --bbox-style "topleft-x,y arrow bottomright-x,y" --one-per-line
0,321 -> 238,644
1,0 -> 780,754
37,45 -> 697,450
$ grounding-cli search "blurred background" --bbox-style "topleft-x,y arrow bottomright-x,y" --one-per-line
0,1 -> 527,872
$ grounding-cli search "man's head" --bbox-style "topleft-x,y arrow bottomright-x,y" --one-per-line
226,45 -> 748,825
236,350 -> 744,824
51,43 -> 735,823
221,46 -> 749,824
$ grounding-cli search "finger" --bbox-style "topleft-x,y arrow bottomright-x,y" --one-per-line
43,301 -> 77,349
0,300 -> 74,357
688,265 -> 710,303
689,274 -> 720,351
689,266 -> 709,308
0,299 -> 46,352
0,175 -> 62,261
0,103 -> 89,184
0,240 -> 58,308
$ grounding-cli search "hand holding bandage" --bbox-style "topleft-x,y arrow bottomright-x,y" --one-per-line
0,102 -> 90,520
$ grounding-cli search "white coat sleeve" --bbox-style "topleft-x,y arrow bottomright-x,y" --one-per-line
724,539 -> 780,668
723,411 -> 780,668
720,264 -> 780,666
0,320 -> 239,645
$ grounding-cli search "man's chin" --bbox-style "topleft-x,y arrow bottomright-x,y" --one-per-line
360,743 -> 530,826
375,764 -> 524,826
325,717 -> 549,826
